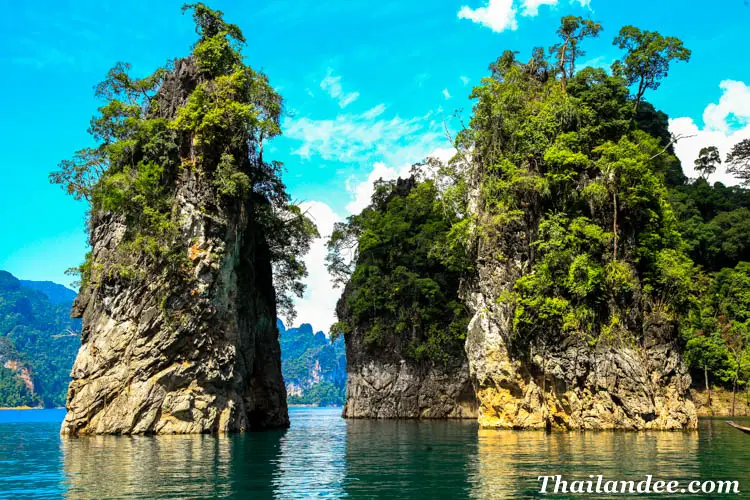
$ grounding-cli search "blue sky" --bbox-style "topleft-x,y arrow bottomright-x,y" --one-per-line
1,0 -> 749,332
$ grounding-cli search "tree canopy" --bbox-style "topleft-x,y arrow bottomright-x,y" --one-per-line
327,177 -> 471,364
50,3 -> 316,321
612,26 -> 691,112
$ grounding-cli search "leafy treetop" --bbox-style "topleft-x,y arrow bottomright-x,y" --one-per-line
50,3 -> 316,321
612,26 -> 691,112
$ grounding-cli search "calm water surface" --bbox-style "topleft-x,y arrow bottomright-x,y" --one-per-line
0,408 -> 748,498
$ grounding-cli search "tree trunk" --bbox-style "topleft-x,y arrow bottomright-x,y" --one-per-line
559,40 -> 569,94
612,191 -> 618,261
732,377 -> 738,417
705,366 -> 712,415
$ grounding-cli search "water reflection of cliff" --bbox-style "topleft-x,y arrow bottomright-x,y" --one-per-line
61,412 -> 748,499
343,419 -> 479,498
470,429 -> 701,498
61,409 -> 348,498
61,434 -> 235,498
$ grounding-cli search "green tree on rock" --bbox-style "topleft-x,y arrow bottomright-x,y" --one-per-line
612,26 -> 691,113
327,177 -> 471,364
727,139 -> 750,186
455,16 -> 696,355
549,16 -> 602,93
50,3 -> 316,321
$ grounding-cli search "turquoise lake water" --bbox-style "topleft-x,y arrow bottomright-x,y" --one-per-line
0,408 -> 749,498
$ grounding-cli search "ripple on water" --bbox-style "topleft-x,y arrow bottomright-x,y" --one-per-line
0,409 -> 748,499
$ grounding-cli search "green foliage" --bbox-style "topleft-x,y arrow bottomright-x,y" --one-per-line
172,68 -> 282,148
287,381 -> 345,407
726,138 -> 750,186
456,18 -> 695,351
50,3 -> 315,320
327,178 -> 471,364
183,3 -> 245,76
694,146 -> 721,180
670,179 -> 750,271
611,26 -> 691,111
278,321 -> 346,406
681,263 -> 750,400
0,366 -> 39,408
549,16 -> 602,90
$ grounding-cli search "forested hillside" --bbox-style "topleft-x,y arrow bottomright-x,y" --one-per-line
0,271 -> 80,407
329,15 -> 750,424
278,320 -> 346,406
674,166 -> 750,414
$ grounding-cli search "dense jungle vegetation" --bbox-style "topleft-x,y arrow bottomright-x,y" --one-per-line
328,16 -> 750,413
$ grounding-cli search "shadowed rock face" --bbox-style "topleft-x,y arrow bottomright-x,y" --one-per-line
342,356 -> 477,420
465,249 -> 697,431
339,292 -> 477,420
60,59 -> 288,435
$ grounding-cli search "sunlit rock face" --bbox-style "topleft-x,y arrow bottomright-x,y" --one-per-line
465,252 -> 697,431
60,58 -> 288,435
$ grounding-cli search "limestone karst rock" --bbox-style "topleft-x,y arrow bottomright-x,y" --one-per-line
463,216 -> 697,431
60,57 -> 289,435
342,319 -> 477,419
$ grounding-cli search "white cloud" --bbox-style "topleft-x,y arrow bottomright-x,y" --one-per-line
702,80 -> 750,133
460,76 -> 470,85
459,0 -> 592,30
458,0 -> 518,33
320,68 -> 360,108
442,88 -> 452,100
361,104 -> 387,120
345,148 -> 456,214
521,0 -> 557,16
669,79 -> 750,186
283,201 -> 343,335
284,108 -> 446,167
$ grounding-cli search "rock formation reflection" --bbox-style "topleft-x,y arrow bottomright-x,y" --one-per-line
470,429 -> 701,498
60,411 -> 750,499
62,434 -> 234,498
343,418 -> 478,498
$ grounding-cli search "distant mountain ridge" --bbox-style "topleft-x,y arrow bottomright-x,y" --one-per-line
19,279 -> 77,305
278,320 -> 346,406
0,271 -> 80,407
0,270 -> 345,408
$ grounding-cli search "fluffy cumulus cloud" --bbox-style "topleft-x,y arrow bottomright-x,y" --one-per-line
345,148 -> 456,214
458,0 -> 518,33
670,80 -> 750,186
458,0 -> 591,32
283,201 -> 343,335
320,68 -> 360,108
521,0 -> 557,16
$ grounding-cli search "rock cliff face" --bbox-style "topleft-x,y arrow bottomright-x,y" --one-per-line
342,321 -> 477,419
60,59 -> 288,435
465,253 -> 697,430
